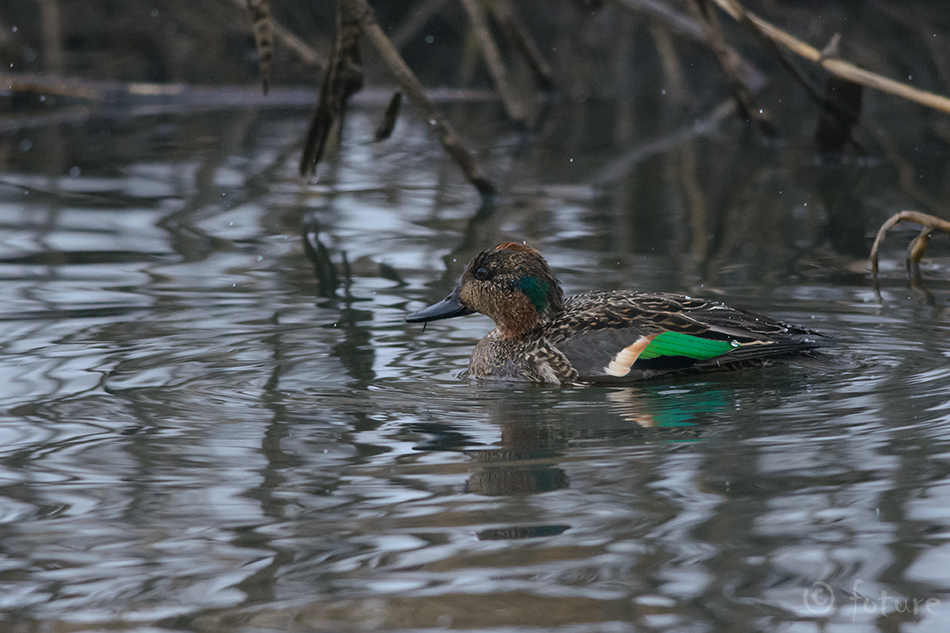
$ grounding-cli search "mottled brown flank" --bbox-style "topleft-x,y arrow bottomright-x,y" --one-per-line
469,331 -> 578,382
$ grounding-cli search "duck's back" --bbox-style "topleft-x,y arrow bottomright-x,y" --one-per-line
548,291 -> 823,382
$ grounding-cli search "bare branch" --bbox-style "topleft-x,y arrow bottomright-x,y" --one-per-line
711,0 -> 950,114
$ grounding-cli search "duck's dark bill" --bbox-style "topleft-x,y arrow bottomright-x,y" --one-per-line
406,289 -> 474,323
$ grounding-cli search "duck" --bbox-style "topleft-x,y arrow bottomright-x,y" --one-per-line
406,242 -> 825,384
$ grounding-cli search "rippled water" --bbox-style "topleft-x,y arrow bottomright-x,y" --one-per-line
2,96 -> 950,633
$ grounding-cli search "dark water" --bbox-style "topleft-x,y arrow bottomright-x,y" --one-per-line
1,96 -> 950,633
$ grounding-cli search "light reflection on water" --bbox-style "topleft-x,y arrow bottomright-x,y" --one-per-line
0,104 -> 949,633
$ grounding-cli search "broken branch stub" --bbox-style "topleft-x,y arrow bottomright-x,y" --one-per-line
375,91 -> 403,142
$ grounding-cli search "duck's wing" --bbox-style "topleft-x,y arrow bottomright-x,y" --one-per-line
551,291 -> 824,382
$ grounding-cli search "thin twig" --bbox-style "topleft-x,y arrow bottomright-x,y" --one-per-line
610,0 -> 704,40
648,22 -> 688,102
711,0 -> 950,114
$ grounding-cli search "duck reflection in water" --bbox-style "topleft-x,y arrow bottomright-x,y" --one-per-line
410,384 -> 732,541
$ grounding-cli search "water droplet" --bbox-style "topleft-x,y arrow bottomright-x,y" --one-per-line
730,340 -> 740,348
425,35 -> 434,44
69,166 -> 80,177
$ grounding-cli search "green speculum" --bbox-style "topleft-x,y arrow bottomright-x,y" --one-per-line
639,331 -> 735,360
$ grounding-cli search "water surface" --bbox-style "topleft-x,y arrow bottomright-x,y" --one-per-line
1,95 -> 950,633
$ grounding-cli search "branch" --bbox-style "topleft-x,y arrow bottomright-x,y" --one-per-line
458,0 -> 528,126
711,0 -> 950,114
870,210 -> 950,280
345,0 -> 495,196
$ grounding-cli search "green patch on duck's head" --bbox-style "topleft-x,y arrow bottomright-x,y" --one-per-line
487,243 -> 563,316
455,243 -> 565,337
517,276 -> 551,313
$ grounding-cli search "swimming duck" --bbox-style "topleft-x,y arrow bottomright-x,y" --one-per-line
406,242 -> 824,384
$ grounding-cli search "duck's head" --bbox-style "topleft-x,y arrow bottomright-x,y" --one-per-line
406,242 -> 564,339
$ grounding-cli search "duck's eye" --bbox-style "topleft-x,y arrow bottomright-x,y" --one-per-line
474,267 -> 490,280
